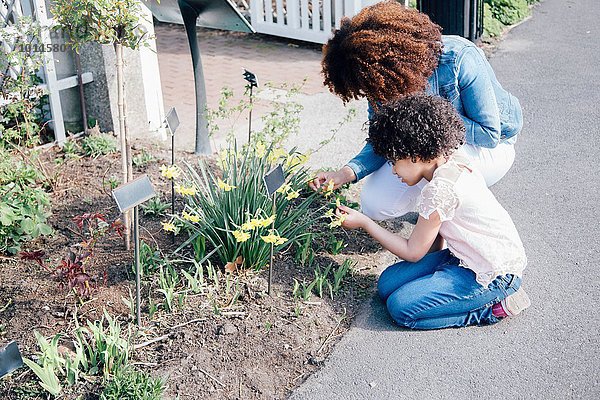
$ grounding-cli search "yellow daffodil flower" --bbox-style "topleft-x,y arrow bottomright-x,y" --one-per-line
276,183 -> 292,194
161,221 -> 177,232
323,179 -> 335,197
217,177 -> 236,192
261,233 -> 288,245
259,215 -> 276,227
329,214 -> 346,229
268,147 -> 288,163
286,190 -> 300,200
233,230 -> 251,243
324,209 -> 334,218
175,184 -> 197,196
182,211 -> 200,223
255,142 -> 267,158
336,198 -> 341,208
159,164 -> 181,180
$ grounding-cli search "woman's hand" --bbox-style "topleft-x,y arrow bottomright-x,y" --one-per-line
336,205 -> 369,230
308,166 -> 356,192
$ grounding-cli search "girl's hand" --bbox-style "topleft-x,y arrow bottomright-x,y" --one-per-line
336,204 -> 368,230
309,166 -> 356,192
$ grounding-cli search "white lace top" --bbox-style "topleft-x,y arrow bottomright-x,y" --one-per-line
416,154 -> 527,287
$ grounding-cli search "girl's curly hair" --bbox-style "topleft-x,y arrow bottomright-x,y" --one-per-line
322,1 -> 443,104
367,94 -> 465,162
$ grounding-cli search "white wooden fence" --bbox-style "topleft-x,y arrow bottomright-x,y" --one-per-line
249,0 -> 409,44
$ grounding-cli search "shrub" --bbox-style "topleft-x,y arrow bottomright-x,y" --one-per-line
100,368 -> 164,400
485,0 -> 530,26
0,150 -> 52,254
174,143 -> 325,270
483,3 -> 505,37
80,133 -> 117,157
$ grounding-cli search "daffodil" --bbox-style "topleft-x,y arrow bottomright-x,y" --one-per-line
217,177 -> 236,191
285,152 -> 310,169
324,209 -> 334,218
255,142 -> 267,158
268,147 -> 287,163
233,230 -> 251,243
161,221 -> 177,232
286,190 -> 300,200
335,197 -> 341,208
160,164 -> 180,180
276,183 -> 292,194
175,184 -> 197,196
241,218 -> 262,230
323,179 -> 335,197
182,211 -> 200,223
329,214 -> 346,229
261,232 -> 288,245
259,215 -> 276,227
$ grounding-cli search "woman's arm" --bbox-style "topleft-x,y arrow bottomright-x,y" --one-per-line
337,205 -> 442,262
457,47 -> 502,149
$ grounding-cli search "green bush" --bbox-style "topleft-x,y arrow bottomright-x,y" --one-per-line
0,150 -> 52,254
485,0 -> 530,26
100,368 -> 164,400
80,133 -> 117,157
483,3 -> 506,37
174,143 -> 325,270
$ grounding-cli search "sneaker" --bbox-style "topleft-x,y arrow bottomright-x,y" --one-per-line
501,287 -> 531,316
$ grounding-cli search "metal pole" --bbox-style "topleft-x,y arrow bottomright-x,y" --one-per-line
74,53 -> 88,132
171,128 -> 175,244
268,193 -> 276,296
134,206 -> 141,326
178,0 -> 211,155
248,85 -> 253,143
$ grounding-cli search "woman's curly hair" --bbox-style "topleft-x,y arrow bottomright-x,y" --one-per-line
367,94 -> 465,162
322,1 -> 443,103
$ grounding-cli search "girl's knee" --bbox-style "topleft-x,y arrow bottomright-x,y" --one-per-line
377,262 -> 409,301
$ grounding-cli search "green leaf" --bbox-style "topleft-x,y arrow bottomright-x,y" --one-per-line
23,358 -> 62,396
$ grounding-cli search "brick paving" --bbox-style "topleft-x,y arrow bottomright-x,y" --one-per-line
155,23 -> 328,150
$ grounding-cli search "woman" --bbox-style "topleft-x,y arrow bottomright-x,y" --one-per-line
310,1 -> 523,221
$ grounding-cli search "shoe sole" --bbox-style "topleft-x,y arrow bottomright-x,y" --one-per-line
503,287 -> 531,316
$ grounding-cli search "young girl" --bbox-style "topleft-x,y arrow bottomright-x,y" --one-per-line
336,94 -> 530,330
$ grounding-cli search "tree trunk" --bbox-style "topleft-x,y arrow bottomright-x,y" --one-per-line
115,42 -> 131,250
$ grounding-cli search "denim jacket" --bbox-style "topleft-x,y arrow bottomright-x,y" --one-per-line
347,35 -> 523,182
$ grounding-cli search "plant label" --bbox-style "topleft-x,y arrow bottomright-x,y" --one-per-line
264,164 -> 285,197
0,341 -> 23,378
112,175 -> 157,213
165,107 -> 180,135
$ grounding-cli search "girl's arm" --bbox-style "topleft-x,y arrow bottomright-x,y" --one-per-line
337,205 -> 442,262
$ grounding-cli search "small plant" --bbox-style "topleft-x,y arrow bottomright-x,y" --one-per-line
80,133 -> 117,157
138,240 -> 164,277
294,233 -> 315,267
141,196 -> 171,217
157,263 -> 182,312
104,175 -> 120,191
332,259 -> 355,294
293,278 -> 316,302
132,149 -> 156,168
62,140 -> 81,159
76,311 -> 130,377
0,149 -> 52,254
181,261 -> 205,294
313,264 -> 333,299
100,367 -> 164,400
328,235 -> 346,255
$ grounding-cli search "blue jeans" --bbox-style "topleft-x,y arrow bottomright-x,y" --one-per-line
378,249 -> 521,330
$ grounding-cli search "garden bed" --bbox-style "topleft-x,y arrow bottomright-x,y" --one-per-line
0,144 -> 394,399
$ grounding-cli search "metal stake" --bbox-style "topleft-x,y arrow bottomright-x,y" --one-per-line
248,85 -> 253,143
134,206 -> 141,326
171,129 -> 175,244
268,192 -> 276,296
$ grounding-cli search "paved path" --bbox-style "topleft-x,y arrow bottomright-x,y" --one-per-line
291,1 -> 600,399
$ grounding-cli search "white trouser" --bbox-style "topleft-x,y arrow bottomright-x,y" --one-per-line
360,142 -> 516,221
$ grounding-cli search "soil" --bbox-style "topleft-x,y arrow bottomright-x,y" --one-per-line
0,143 -> 399,399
